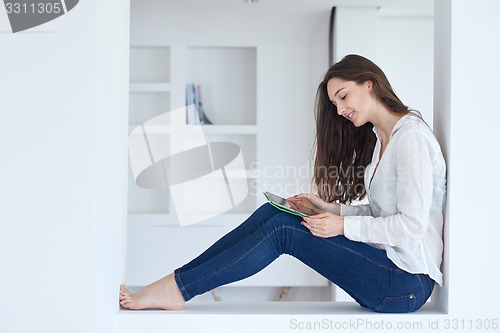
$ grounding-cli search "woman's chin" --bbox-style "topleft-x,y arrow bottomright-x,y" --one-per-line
351,118 -> 367,127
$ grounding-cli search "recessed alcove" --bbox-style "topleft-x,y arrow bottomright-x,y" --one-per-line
8,0 -> 500,332
119,1 -> 449,330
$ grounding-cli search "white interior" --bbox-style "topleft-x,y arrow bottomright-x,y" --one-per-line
1,0 -> 500,332
125,0 -> 436,302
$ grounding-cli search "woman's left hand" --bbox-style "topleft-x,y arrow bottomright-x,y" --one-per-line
301,212 -> 344,238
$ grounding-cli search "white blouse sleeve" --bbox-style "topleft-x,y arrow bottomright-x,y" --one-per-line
340,203 -> 373,217
343,130 -> 433,246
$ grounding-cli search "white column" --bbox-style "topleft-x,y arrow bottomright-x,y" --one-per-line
0,1 -> 129,332
434,0 -> 500,316
95,0 -> 130,332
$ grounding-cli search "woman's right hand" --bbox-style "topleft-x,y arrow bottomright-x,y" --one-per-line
287,193 -> 340,216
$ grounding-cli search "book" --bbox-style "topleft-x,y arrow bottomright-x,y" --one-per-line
196,84 -> 212,124
185,83 -> 213,124
185,84 -> 199,124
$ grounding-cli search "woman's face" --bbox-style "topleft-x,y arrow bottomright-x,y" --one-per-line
327,78 -> 375,127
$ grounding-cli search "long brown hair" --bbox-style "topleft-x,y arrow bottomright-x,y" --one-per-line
313,54 -> 409,203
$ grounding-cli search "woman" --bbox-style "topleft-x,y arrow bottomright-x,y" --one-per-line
120,54 -> 446,313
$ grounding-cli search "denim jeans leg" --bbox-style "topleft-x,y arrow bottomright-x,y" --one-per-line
176,203 -> 282,274
174,205 -> 434,312
175,215 -> 288,300
282,234 -> 434,312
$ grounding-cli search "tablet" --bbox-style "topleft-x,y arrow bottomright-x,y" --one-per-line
263,191 -> 307,217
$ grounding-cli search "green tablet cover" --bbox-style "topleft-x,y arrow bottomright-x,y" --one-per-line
263,191 -> 307,218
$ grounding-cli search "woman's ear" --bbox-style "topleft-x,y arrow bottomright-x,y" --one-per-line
366,80 -> 373,91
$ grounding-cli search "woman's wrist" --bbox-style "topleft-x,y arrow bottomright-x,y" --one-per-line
328,202 -> 341,215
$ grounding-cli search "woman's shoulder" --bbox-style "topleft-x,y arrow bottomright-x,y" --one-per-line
396,111 -> 445,156
398,110 -> 434,136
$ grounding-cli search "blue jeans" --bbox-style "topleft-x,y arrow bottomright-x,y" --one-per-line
174,203 -> 434,313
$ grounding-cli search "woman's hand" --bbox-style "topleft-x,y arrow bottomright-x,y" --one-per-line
287,193 -> 340,216
301,212 -> 344,238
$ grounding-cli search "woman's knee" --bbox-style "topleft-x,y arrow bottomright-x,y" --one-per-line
252,203 -> 284,221
256,202 -> 276,214
261,211 -> 304,234
239,203 -> 282,230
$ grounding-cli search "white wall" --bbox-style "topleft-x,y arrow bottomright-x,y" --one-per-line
336,7 -> 434,126
377,15 -> 434,127
434,0 -> 500,317
0,1 -> 129,332
335,7 -> 379,61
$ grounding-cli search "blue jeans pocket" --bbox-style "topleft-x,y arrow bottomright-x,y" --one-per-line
374,294 -> 417,313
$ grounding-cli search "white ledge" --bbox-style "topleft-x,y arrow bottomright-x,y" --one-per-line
116,302 -> 446,333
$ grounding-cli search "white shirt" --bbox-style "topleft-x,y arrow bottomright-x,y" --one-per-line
341,111 -> 446,285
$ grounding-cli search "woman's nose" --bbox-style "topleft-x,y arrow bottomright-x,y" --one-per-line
337,105 -> 346,116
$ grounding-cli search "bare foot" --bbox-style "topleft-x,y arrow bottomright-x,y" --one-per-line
119,273 -> 185,310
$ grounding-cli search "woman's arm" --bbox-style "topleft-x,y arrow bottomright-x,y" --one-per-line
287,193 -> 340,215
340,203 -> 373,217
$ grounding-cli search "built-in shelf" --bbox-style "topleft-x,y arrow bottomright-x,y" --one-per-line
129,91 -> 171,126
129,46 -> 170,83
129,82 -> 172,92
128,124 -> 257,135
196,125 -> 257,134
127,43 -> 327,289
